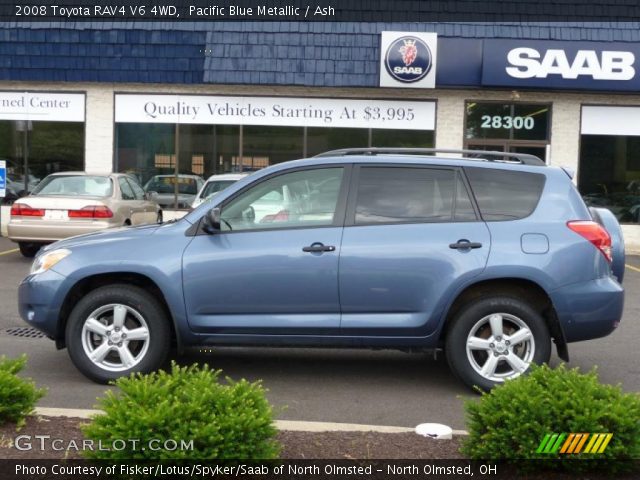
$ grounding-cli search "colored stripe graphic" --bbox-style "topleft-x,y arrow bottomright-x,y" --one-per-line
560,433 -> 575,453
574,433 -> 589,453
537,433 -> 567,454
536,434 -> 552,454
538,433 -> 612,454
597,433 -> 613,453
584,433 -> 599,453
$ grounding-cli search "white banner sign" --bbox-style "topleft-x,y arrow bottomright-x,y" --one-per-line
0,92 -> 85,122
115,94 -> 436,130
581,105 -> 640,136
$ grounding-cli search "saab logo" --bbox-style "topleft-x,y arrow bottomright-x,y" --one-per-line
506,48 -> 635,80
536,433 -> 613,454
385,36 -> 432,83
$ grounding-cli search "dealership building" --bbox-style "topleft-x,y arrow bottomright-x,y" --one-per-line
1,20 -> 640,237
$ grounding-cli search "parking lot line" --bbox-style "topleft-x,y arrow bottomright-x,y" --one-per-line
0,248 -> 19,256
626,264 -> 640,274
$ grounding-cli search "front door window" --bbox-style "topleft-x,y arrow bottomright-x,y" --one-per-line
220,167 -> 344,231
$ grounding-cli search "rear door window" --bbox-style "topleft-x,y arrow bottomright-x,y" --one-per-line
353,167 -> 465,224
464,167 -> 545,220
118,177 -> 135,201
127,178 -> 146,200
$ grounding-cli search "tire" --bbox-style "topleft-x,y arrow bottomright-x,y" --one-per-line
65,284 -> 171,384
445,295 -> 551,392
18,242 -> 40,258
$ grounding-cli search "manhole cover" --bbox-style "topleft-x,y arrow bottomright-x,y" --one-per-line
3,327 -> 47,339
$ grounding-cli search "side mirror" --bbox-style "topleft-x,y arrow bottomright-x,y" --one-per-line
202,207 -> 221,234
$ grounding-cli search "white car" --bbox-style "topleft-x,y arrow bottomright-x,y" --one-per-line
191,173 -> 249,208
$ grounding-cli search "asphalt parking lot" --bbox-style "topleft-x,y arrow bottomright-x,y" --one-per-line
0,235 -> 639,430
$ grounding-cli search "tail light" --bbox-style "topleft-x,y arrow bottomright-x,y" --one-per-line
68,206 -> 113,219
10,204 -> 45,217
567,220 -> 612,262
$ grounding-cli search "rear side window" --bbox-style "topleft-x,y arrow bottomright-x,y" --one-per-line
118,177 -> 135,200
465,167 -> 545,220
354,167 -> 475,224
127,178 -> 146,200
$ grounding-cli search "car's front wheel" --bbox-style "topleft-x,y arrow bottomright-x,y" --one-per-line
66,285 -> 171,383
445,296 -> 551,392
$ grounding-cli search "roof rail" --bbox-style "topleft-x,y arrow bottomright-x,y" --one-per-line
314,147 -> 546,166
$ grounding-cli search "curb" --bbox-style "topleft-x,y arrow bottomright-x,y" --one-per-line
34,407 -> 468,436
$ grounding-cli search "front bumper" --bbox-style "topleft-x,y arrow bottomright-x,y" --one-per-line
551,275 -> 624,343
18,268 -> 70,339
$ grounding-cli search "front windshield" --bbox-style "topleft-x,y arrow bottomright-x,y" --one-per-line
31,175 -> 113,197
145,176 -> 199,195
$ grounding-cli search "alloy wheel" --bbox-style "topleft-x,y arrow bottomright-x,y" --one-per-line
465,313 -> 535,383
81,303 -> 150,372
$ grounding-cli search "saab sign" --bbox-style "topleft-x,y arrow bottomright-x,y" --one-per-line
482,39 -> 640,91
506,49 -> 634,80
380,32 -> 438,88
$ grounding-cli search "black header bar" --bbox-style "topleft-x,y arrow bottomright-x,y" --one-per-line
3,1 -> 640,22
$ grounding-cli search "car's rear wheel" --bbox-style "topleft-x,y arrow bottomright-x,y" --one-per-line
18,242 -> 41,258
66,285 -> 170,384
445,296 -> 551,392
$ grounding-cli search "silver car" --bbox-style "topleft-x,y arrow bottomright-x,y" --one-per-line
8,172 -> 161,257
143,174 -> 205,209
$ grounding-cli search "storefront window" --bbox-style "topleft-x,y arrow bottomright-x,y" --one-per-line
213,125 -> 241,174
117,124 -> 437,184
464,102 -> 550,162
116,123 -> 175,186
371,129 -> 434,148
243,126 -> 304,169
116,124 -> 246,185
465,102 -> 550,141
306,127 -> 369,157
177,124 -> 214,177
579,135 -> 640,223
0,120 -> 84,202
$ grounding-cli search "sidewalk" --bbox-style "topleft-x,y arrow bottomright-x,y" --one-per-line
34,407 -> 469,435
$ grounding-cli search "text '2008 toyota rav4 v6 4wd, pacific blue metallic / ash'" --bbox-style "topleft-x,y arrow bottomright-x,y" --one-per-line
18,148 -> 625,391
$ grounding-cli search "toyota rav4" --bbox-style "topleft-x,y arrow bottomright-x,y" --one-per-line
18,148 -> 625,390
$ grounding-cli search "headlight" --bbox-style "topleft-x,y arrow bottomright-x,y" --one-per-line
30,249 -> 71,275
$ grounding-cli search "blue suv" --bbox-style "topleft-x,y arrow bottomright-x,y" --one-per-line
18,148 -> 625,390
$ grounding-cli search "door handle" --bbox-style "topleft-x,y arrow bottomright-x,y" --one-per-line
302,242 -> 336,253
449,239 -> 483,250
